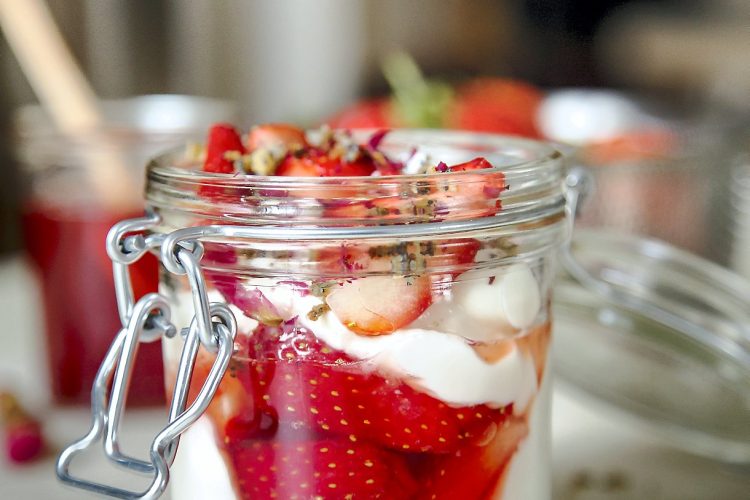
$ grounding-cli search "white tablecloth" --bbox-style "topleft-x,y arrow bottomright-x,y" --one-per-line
1,256 -> 747,499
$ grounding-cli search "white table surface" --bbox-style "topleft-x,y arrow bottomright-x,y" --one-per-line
0,255 -> 748,500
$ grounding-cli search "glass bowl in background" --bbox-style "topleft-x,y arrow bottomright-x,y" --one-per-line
538,88 -> 749,266
15,95 -> 236,406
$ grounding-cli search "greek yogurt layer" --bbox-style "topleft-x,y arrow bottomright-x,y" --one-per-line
168,417 -> 238,500
412,263 -> 542,342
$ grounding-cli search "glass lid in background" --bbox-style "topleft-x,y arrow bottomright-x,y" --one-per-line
553,229 -> 750,463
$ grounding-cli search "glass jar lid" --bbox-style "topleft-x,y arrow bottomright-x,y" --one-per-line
554,228 -> 750,463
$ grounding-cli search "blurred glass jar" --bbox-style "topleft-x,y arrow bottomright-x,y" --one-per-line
539,89 -> 748,263
15,95 -> 236,406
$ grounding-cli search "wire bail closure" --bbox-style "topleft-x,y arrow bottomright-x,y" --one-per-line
56,211 -> 237,500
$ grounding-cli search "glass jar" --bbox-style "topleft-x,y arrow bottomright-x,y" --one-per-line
57,129 -> 568,499
150,130 -> 567,500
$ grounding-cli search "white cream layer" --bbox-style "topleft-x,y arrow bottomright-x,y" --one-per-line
168,417 -> 238,500
164,263 -> 541,410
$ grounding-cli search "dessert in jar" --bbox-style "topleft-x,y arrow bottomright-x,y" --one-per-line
148,124 -> 567,499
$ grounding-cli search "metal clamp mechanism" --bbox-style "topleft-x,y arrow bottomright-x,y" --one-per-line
56,211 -> 237,500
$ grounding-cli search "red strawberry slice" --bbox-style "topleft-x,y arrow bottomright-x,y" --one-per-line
228,438 -> 417,500
436,157 -> 506,218
226,321 -> 501,453
325,275 -> 432,335
431,238 -> 481,269
323,195 -> 432,222
199,124 -> 246,201
203,123 -> 245,173
316,243 -> 379,275
418,415 -> 529,499
276,151 -> 376,178
246,123 -> 307,152
448,157 -> 493,173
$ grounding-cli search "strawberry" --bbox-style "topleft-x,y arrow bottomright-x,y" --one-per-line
436,157 -> 506,218
276,150 -> 376,178
325,275 -> 432,335
326,54 -> 544,140
428,238 -> 482,285
316,243 -> 379,275
418,416 -> 528,499
227,438 -> 417,500
246,123 -> 307,152
325,98 -> 396,129
448,78 -> 543,138
203,123 -> 245,173
199,124 -> 246,201
225,321 -> 500,454
322,195 -> 423,222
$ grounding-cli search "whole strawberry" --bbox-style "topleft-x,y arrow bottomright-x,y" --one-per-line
448,78 -> 543,138
326,53 -> 543,138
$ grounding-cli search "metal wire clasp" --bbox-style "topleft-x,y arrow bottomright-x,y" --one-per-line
56,211 -> 237,499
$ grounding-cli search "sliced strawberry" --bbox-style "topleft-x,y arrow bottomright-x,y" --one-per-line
448,157 -> 493,173
316,243 -> 377,275
225,321 -> 501,453
246,123 -> 307,152
434,157 -> 506,218
276,151 -> 376,177
323,195 -> 418,222
325,98 -> 396,129
228,438 -> 417,500
203,123 -> 245,173
432,238 -> 481,269
428,238 -> 482,287
418,416 -> 528,499
325,275 -> 432,335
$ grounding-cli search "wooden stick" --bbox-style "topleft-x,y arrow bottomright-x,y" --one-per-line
0,0 -> 137,210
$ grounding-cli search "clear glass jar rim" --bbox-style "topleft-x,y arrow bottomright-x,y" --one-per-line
148,129 -> 563,185
146,129 -> 568,244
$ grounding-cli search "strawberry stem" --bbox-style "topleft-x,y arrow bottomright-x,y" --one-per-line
382,52 -> 453,129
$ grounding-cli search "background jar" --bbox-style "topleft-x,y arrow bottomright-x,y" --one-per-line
146,130 -> 567,499
15,95 -> 235,405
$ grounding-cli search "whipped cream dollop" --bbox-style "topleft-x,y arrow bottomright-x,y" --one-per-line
396,263 -> 541,343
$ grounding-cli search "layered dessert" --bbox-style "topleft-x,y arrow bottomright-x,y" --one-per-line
161,124 -> 553,499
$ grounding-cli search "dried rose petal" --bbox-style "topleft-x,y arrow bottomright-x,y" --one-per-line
6,420 -> 43,463
367,129 -> 390,150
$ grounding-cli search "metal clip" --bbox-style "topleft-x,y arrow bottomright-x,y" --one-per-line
56,212 -> 237,499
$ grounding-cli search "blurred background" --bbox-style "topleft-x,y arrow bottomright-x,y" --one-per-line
1,1 -> 749,498
1,0 -> 750,260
